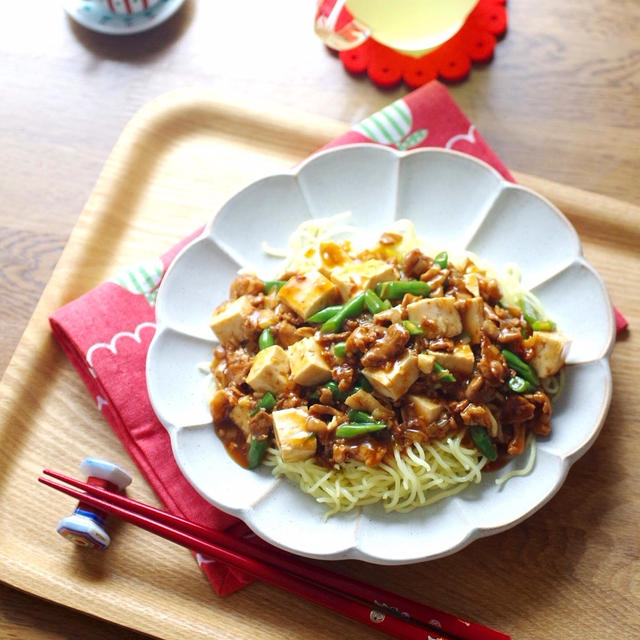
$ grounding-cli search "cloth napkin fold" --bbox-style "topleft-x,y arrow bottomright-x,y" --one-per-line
49,80 -> 627,597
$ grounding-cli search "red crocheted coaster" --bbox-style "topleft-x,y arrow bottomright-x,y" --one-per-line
335,0 -> 507,88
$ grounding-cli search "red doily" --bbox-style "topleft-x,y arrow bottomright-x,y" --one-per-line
336,0 -> 507,88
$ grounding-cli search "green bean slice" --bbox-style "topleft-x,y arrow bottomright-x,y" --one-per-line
325,380 -> 349,402
502,349 -> 539,386
375,280 -> 431,300
347,409 -> 373,423
508,375 -> 535,394
333,341 -> 347,358
402,320 -> 424,336
247,437 -> 269,469
434,361 -> 456,382
434,251 -> 448,269
250,391 -> 277,416
469,425 -> 498,461
321,293 -> 366,333
258,327 -> 275,350
308,305 -> 344,323
336,422 -> 386,438
264,280 -> 286,294
364,289 -> 391,314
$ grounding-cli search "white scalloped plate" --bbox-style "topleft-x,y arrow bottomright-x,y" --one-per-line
147,146 -> 615,564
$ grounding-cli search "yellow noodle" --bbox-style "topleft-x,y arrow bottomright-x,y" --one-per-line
264,432 -> 486,517
495,435 -> 537,487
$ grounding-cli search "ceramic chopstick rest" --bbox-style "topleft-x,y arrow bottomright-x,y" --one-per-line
56,458 -> 132,549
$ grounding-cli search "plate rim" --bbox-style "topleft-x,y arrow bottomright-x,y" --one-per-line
147,144 -> 615,564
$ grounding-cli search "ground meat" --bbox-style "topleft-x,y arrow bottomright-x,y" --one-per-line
403,248 -> 433,278
294,326 -> 316,341
460,403 -> 494,431
361,323 -> 410,367
333,362 -> 356,391
507,423 -> 526,455
309,404 -> 345,419
528,390 -> 552,436
399,415 -> 456,444
318,387 -> 335,405
478,276 -> 502,304
420,267 -> 449,297
428,337 -> 455,352
211,387 -> 237,423
274,391 -> 306,410
332,439 -> 388,467
222,347 -> 253,387
345,324 -> 385,355
477,335 -> 507,386
272,321 -> 299,348
502,395 -> 536,423
248,410 -> 273,438
229,274 -> 265,299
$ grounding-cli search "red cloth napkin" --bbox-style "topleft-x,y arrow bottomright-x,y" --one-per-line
49,81 -> 628,597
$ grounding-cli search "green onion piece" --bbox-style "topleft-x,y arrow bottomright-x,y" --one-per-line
469,425 -> 498,461
333,341 -> 347,358
364,289 -> 391,314
508,375 -> 535,394
531,320 -> 556,332
308,305 -> 344,323
258,328 -> 275,350
434,251 -> 448,269
375,280 -> 431,300
518,298 -> 556,331
308,389 -> 320,402
502,349 -> 539,386
321,293 -> 366,334
247,437 -> 269,469
250,391 -> 277,416
434,361 -> 456,382
264,280 -> 286,294
402,320 -> 424,336
347,409 -> 373,423
325,380 -> 349,402
336,422 -> 387,438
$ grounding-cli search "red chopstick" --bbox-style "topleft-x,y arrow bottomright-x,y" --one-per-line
40,469 -> 509,640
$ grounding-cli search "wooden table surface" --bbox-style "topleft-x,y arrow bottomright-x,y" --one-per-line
1,1 -> 638,638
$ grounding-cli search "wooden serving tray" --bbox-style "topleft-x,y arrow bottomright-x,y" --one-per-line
1,90 -> 638,640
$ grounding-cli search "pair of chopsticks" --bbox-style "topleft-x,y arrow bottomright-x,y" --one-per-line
39,469 -> 509,640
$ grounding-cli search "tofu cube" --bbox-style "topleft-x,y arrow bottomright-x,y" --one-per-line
246,345 -> 290,393
526,331 -> 570,378
406,297 -> 462,339
417,353 -> 435,374
287,337 -> 332,386
407,395 -> 444,423
427,345 -> 475,376
272,407 -> 317,462
278,271 -> 339,320
362,351 -> 419,401
461,297 -> 485,344
209,295 -> 253,344
373,304 -> 403,324
230,396 -> 254,437
329,260 -> 398,301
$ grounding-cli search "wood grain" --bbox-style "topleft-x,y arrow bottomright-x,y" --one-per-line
0,1 -> 639,638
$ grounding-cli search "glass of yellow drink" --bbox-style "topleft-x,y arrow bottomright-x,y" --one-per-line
315,0 -> 480,57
